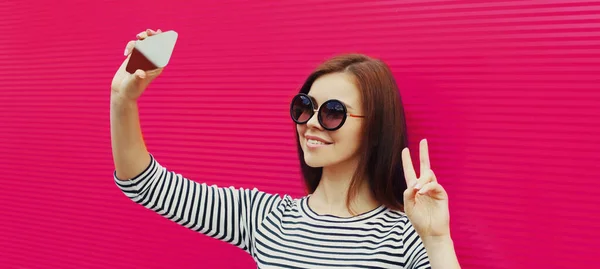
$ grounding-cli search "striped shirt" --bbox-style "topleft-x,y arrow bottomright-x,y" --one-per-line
114,154 -> 431,269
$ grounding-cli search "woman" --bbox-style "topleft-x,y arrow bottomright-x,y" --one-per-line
111,29 -> 461,269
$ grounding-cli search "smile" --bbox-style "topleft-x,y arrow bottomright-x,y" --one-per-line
306,138 -> 332,149
308,139 -> 327,145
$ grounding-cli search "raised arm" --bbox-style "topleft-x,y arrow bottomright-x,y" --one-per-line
110,29 -> 162,180
109,29 -> 283,255
402,139 -> 461,269
113,155 -> 282,253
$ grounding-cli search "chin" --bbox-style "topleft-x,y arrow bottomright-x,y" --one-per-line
304,152 -> 330,168
303,153 -> 325,168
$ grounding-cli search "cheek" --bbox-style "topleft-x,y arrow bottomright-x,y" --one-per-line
296,124 -> 305,135
296,124 -> 306,141
332,123 -> 362,149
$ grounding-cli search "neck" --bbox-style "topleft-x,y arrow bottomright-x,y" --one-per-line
309,159 -> 379,217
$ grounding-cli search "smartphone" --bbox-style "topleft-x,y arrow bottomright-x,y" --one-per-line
126,30 -> 178,74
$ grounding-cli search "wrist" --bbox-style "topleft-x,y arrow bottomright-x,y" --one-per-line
421,235 -> 461,269
422,234 -> 454,247
110,92 -> 137,106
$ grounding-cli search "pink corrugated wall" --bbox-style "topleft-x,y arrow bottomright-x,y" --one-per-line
1,0 -> 599,268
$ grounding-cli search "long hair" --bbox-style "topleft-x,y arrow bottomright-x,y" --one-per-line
295,53 -> 409,212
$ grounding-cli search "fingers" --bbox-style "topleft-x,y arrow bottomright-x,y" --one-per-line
136,28 -> 162,40
124,40 -> 136,56
134,68 -> 164,83
419,139 -> 431,177
145,67 -> 164,76
403,138 -> 438,200
415,169 -> 435,188
404,168 -> 444,204
136,30 -> 149,40
416,181 -> 447,200
404,170 -> 441,202
403,185 -> 418,204
125,29 -> 162,56
429,169 -> 438,183
418,163 -> 438,188
402,147 -> 417,187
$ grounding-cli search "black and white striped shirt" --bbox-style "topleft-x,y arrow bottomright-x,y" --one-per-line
114,155 -> 431,268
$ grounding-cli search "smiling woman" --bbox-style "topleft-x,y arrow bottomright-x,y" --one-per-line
293,55 -> 409,216
111,29 -> 460,269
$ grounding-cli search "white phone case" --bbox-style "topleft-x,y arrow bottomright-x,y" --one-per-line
126,30 -> 178,73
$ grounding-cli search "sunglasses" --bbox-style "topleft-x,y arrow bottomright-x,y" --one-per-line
290,93 -> 364,131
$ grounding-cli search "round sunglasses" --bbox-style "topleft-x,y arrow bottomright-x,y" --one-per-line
290,93 -> 364,131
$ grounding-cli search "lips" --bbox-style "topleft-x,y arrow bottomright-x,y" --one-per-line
304,135 -> 332,144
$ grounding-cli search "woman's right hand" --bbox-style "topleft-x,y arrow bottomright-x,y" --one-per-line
111,29 -> 164,101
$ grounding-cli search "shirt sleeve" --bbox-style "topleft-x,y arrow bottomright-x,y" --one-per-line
113,154 -> 283,255
403,220 -> 432,269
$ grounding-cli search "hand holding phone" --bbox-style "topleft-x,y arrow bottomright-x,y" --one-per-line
111,29 -> 178,101
126,30 -> 178,74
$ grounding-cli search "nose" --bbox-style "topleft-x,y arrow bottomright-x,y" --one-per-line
306,110 -> 323,130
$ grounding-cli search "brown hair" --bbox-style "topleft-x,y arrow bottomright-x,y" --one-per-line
296,53 -> 409,213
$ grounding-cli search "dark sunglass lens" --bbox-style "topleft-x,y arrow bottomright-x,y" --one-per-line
320,101 -> 345,129
291,95 -> 313,123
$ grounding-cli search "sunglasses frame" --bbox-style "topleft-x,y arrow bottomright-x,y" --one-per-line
290,93 -> 364,131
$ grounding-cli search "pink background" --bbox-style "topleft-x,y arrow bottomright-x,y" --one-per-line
1,1 -> 599,268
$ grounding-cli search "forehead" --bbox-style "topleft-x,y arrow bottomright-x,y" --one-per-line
307,72 -> 361,108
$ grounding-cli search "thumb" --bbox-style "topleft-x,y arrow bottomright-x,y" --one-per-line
403,181 -> 418,204
134,68 -> 164,84
129,69 -> 150,90
118,69 -> 148,100
133,69 -> 147,82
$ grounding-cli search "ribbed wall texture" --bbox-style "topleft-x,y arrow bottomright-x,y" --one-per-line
1,0 -> 599,268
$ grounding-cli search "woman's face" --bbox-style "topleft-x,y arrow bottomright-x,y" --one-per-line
297,72 -> 364,169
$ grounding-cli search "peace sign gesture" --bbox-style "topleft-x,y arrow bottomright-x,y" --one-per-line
402,139 -> 450,239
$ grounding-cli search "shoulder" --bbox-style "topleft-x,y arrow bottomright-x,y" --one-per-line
383,209 -> 431,268
279,194 -> 302,209
379,208 -> 421,234
237,188 -> 303,212
383,208 -> 411,223
383,209 -> 426,254
261,193 -> 305,216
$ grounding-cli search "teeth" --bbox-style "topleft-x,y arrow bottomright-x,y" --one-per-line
308,139 -> 326,145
